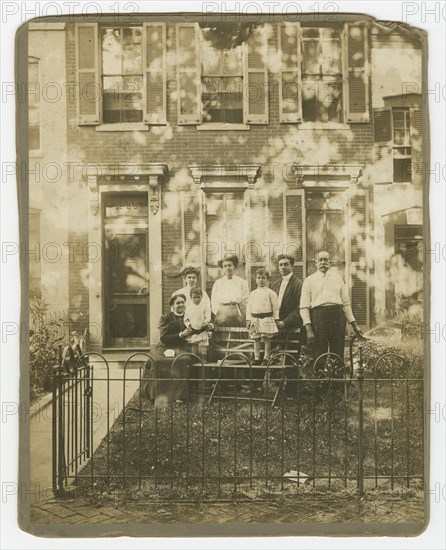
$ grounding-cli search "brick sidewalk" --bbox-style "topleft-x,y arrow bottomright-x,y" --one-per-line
29,495 -> 424,525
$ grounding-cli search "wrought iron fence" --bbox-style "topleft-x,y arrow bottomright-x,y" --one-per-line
52,337 -> 424,501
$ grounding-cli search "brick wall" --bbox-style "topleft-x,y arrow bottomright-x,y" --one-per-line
65,24 -> 374,170
65,22 -> 375,321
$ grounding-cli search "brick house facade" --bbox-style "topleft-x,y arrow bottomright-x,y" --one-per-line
28,17 -> 424,351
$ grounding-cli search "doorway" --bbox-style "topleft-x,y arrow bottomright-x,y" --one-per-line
103,193 -> 149,348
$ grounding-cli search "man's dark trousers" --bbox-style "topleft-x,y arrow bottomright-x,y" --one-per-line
310,305 -> 346,371
270,274 -> 303,397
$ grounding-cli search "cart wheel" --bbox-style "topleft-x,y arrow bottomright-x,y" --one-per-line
313,352 -> 350,401
313,352 -> 346,378
74,343 -> 88,367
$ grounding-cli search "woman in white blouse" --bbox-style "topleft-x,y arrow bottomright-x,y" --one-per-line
172,266 -> 211,307
211,254 -> 249,327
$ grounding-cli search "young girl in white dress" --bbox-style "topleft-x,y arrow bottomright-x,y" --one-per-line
246,268 -> 280,365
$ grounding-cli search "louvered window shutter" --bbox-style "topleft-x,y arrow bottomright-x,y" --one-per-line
349,190 -> 369,328
410,108 -> 423,185
143,23 -> 166,125
268,192 -> 284,248
249,191 -> 268,262
344,23 -> 369,123
243,27 -> 268,124
279,23 -> 302,123
373,108 -> 393,184
284,191 -> 305,280
247,191 -> 267,290
76,23 -> 100,125
182,192 -> 202,265
176,23 -> 201,125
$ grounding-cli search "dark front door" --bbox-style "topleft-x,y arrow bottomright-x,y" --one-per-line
103,194 -> 149,348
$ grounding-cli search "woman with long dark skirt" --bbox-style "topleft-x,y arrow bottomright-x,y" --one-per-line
143,294 -> 193,407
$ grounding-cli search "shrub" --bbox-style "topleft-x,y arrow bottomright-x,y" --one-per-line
354,338 -> 424,379
29,289 -> 61,400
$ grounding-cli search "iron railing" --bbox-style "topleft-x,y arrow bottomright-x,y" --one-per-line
52,337 -> 424,501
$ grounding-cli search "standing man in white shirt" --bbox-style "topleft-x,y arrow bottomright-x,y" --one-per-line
300,251 -> 363,369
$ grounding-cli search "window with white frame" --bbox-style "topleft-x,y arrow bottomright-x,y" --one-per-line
373,104 -> 421,185
392,108 -> 412,183
201,33 -> 244,124
75,23 -> 166,126
101,26 -> 143,123
176,23 -> 268,126
301,27 -> 343,123
279,22 -> 369,124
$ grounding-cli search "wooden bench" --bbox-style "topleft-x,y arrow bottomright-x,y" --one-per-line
212,326 -> 301,359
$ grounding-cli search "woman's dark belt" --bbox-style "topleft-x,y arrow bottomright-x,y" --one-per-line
220,302 -> 242,317
251,311 -> 273,319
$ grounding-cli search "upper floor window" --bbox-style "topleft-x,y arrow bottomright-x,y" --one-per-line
28,60 -> 40,150
392,108 -> 411,183
301,27 -> 343,123
101,27 -> 143,123
393,108 -> 411,147
374,103 -> 422,185
279,22 -> 369,124
75,23 -> 166,126
201,37 -> 243,124
177,23 -> 268,126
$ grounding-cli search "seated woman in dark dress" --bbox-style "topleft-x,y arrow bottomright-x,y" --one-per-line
143,294 -> 194,406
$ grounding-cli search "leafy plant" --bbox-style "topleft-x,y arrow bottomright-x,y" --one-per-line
29,289 -> 61,400
357,339 -> 424,379
199,22 -> 256,49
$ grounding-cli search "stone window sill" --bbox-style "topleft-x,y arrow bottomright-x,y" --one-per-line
95,123 -> 149,132
298,122 -> 351,130
196,123 -> 250,131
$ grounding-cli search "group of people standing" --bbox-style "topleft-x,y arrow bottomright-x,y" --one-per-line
145,251 -> 363,404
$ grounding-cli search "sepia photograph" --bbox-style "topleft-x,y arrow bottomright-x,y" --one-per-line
16,7 -> 429,538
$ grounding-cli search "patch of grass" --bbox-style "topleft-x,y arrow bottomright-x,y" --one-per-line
76,381 -> 423,503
